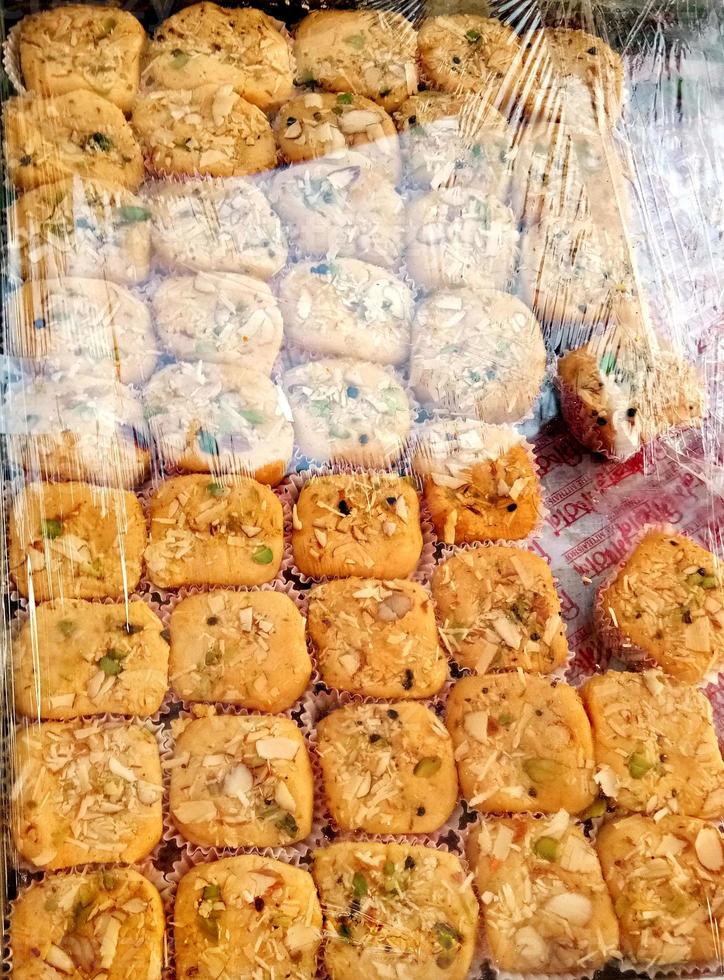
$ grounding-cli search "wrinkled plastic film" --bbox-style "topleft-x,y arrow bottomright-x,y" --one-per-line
1,1 -> 723,977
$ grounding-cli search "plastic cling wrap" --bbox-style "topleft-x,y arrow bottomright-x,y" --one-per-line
1,0 -> 723,978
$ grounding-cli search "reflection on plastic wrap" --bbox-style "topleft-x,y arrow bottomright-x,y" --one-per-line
1,0 -> 723,978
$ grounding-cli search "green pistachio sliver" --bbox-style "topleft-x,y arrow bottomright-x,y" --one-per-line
57,619 -> 76,638
276,812 -> 298,837
523,758 -> 559,783
383,860 -> 395,876
628,751 -> 653,779
435,921 -> 461,951
599,352 -> 617,374
252,545 -> 274,565
352,871 -> 368,898
240,408 -> 265,425
206,482 -> 225,497
702,575 -> 718,588
41,518 -> 63,539
197,913 -> 219,940
580,798 -> 607,820
118,204 -> 151,224
337,92 -> 354,104
465,28 -> 481,41
202,884 -> 221,902
344,33 -> 365,49
171,48 -> 190,68
98,655 -> 122,676
413,756 -> 442,777
533,836 -> 559,862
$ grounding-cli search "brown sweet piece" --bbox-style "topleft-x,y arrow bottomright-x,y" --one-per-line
12,719 -> 163,870
169,713 -> 313,848
313,842 -> 478,980
307,578 -> 447,699
174,855 -> 321,979
468,812 -> 619,973
169,590 -> 310,711
446,673 -> 596,814
597,530 -> 724,682
8,481 -> 146,600
413,420 -> 542,543
292,474 -> 422,579
558,339 -> 704,460
582,670 -> 724,819
144,475 -> 283,589
597,814 -> 724,965
432,547 -> 568,674
316,701 -> 457,833
11,868 -> 165,980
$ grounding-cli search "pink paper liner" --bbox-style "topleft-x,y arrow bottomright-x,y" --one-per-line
434,539 -> 574,683
8,714 -> 171,876
593,521 -> 724,687
2,23 -> 24,94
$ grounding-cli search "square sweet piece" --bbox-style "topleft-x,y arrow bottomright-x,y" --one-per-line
582,670 -> 724,819
12,719 -> 163,870
169,713 -> 313,848
432,546 -> 568,674
468,812 -> 619,973
18,6 -> 146,112
145,475 -> 283,589
8,482 -> 146,600
313,842 -> 479,980
292,474 -> 422,579
598,530 -> 724,682
169,590 -> 311,711
445,673 -> 596,814
13,178 -> 152,285
11,867 -> 165,980
316,702 -> 457,833
307,578 -> 447,698
413,420 -> 543,543
597,814 -> 724,965
5,92 -> 143,192
13,598 -> 169,719
175,855 -> 322,980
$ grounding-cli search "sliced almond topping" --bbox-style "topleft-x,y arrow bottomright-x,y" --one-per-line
224,763 -> 253,798
99,916 -> 121,969
492,823 -> 514,861
545,891 -> 593,926
355,771 -> 372,798
514,926 -> 547,965
174,799 -> 217,823
695,826 -> 723,871
237,606 -> 253,632
256,737 -> 300,761
463,711 -> 488,743
274,780 -> 296,813
108,757 -> 136,782
286,923 -> 319,952
45,944 -> 75,974
492,615 -> 521,649
594,764 -> 619,798
542,613 -> 562,647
